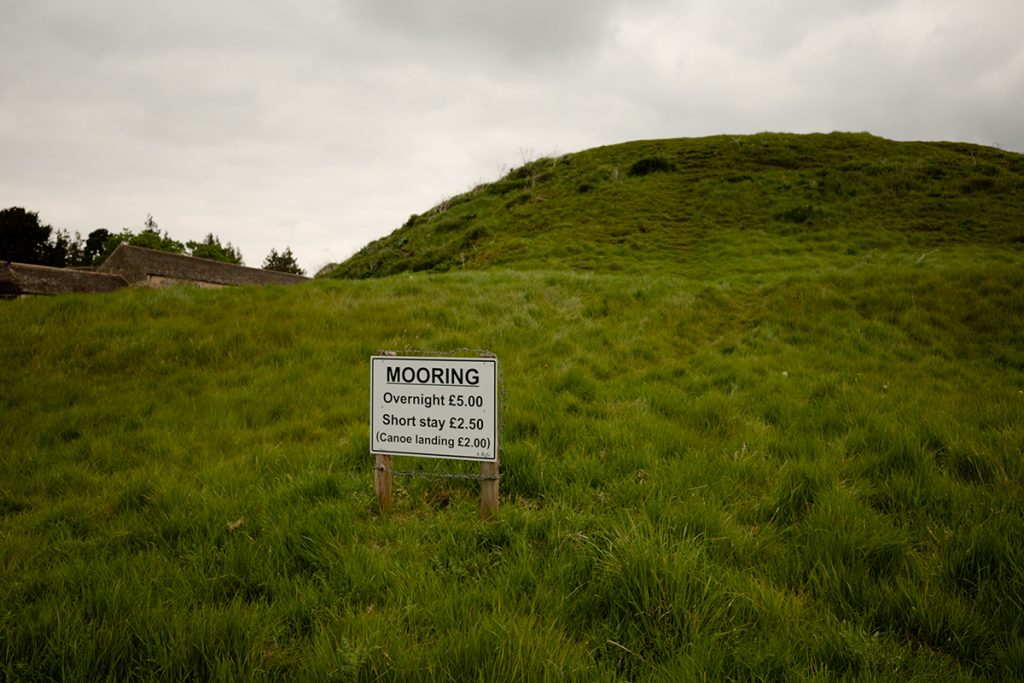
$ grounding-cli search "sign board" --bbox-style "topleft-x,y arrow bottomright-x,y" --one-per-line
370,355 -> 499,462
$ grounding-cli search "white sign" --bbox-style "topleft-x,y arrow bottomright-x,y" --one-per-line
370,355 -> 499,462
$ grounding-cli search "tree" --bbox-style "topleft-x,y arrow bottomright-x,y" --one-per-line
186,233 -> 243,265
126,215 -> 184,253
0,207 -> 52,264
0,207 -> 94,267
262,247 -> 305,275
41,229 -> 81,267
83,229 -> 110,265
129,228 -> 185,254
98,229 -> 136,264
96,215 -> 185,264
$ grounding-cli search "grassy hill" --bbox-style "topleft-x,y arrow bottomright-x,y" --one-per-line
328,132 -> 1024,279
2,133 -> 1023,680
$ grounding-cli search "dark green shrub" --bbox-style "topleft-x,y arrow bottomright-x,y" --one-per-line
627,156 -> 675,177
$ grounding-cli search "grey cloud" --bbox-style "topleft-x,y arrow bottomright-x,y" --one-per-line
2,0 -> 1022,276
345,0 -> 646,68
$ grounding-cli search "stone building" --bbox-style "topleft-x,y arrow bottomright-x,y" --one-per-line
2,244 -> 308,298
1,262 -> 128,298
96,244 -> 308,288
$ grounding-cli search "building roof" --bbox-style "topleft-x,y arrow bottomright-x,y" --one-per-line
96,244 -> 309,287
1,261 -> 128,298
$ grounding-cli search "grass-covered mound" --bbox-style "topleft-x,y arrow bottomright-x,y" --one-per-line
2,133 -> 1023,679
328,132 -> 1024,278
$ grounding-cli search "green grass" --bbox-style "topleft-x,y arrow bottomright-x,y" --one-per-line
2,133 -> 1024,680
328,132 -> 1024,279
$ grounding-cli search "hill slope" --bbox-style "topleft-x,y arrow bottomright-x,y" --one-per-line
2,133 -> 1023,680
328,132 -> 1024,278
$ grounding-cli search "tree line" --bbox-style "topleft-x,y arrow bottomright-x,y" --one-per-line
1,207 -> 305,275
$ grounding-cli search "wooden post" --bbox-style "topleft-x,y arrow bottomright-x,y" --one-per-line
374,453 -> 392,513
480,389 -> 501,521
480,459 -> 499,521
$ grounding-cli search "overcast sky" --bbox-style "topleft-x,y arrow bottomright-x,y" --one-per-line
3,1 -> 1022,274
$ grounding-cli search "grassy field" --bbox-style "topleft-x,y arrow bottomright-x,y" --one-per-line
2,134 -> 1024,680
